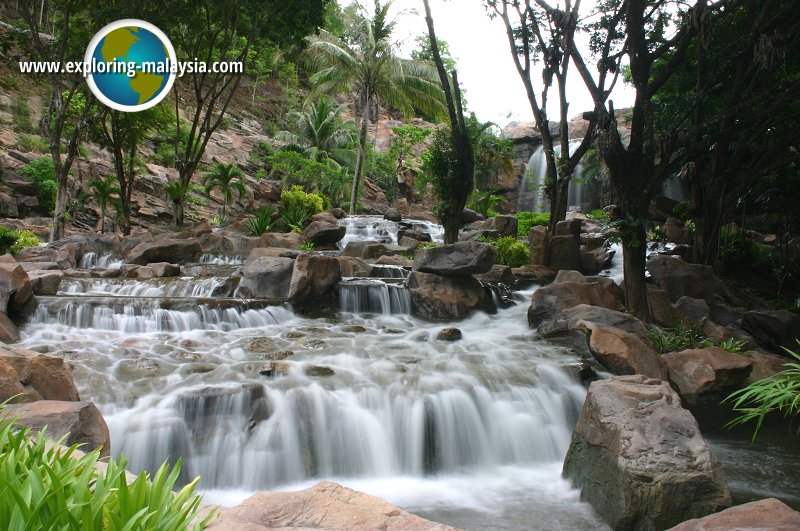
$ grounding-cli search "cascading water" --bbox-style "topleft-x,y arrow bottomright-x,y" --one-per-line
58,277 -> 235,298
338,216 -> 445,249
79,252 -> 125,270
339,279 -> 411,315
16,280 -> 607,529
518,141 -> 587,213
199,253 -> 245,265
370,264 -> 409,279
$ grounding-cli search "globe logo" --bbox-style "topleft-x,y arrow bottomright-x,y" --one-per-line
84,19 -> 176,112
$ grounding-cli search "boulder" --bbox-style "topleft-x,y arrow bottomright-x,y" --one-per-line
260,232 -> 303,249
288,254 -> 341,312
337,256 -> 373,277
0,345 -> 80,403
741,310 -> 800,353
18,261 -> 60,271
26,269 -> 64,296
529,225 -> 550,266
647,255 -> 724,302
244,247 -> 297,264
237,257 -> 295,299
663,216 -> 692,244
584,323 -> 667,379
2,401 -> 110,457
0,312 -> 20,343
555,218 -> 582,237
397,228 -> 432,243
375,254 -> 413,268
412,241 -> 496,277
148,262 -> 181,278
549,235 -> 582,272
745,351 -> 792,383
512,264 -> 556,284
407,271 -> 494,321
563,304 -> 649,338
302,221 -> 346,247
310,211 -> 339,224
483,215 -> 518,237
437,327 -> 462,341
127,238 -> 202,265
554,270 -> 587,284
581,233 -> 606,252
528,276 -> 624,327
674,296 -> 710,325
563,375 -> 732,531
461,208 -> 484,224
667,498 -> 800,531
474,265 -> 516,286
207,481 -> 456,531
0,253 -> 16,264
343,241 -> 404,260
648,286 -> 677,327
664,347 -> 753,397
383,207 -> 402,222
134,266 -> 155,280
0,262 -> 33,317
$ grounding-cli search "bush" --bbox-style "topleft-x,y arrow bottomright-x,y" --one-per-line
0,405 -> 214,530
17,134 -> 49,153
467,189 -> 504,218
648,321 -> 708,354
243,206 -> 276,236
480,235 -> 530,268
10,229 -> 41,254
0,228 -> 18,255
516,212 -> 550,238
19,157 -> 57,215
717,226 -> 773,275
280,186 -> 324,232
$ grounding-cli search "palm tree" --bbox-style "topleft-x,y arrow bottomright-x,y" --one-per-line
202,163 -> 247,216
275,95 -> 357,168
86,175 -> 120,234
306,0 -> 445,214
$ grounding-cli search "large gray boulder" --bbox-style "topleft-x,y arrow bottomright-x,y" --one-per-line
407,271 -> 494,321
2,401 -> 110,457
664,347 -> 753,397
288,254 -> 341,313
563,375 -> 731,531
207,481 -> 456,531
127,238 -> 202,265
549,234 -> 582,271
412,241 -> 496,277
529,225 -> 550,266
302,221 -> 346,247
647,255 -> 724,302
482,215 -> 518,237
741,309 -> 800,353
237,257 -> 295,299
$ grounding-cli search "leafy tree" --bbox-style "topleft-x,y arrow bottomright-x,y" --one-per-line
307,0 -> 446,214
19,157 -> 57,215
411,34 -> 456,74
85,175 -> 121,234
466,114 -> 514,192
202,162 -> 247,216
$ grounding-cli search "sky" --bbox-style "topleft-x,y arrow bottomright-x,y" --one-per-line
379,0 -> 636,127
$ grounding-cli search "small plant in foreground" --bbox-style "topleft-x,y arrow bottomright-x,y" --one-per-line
717,337 -> 749,354
647,321 -> 707,354
243,206 -> 276,236
299,241 -> 315,251
479,235 -> 530,268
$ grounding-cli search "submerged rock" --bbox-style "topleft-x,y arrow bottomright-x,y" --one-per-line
563,375 -> 731,531
436,327 -> 463,341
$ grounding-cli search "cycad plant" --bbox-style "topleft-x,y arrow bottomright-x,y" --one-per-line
306,0 -> 445,214
202,162 -> 247,216
86,175 -> 121,233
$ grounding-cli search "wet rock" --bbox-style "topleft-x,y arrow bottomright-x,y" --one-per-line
437,327 -> 463,341
375,254 -> 413,268
474,264 -> 516,286
528,275 -> 624,328
303,221 -> 346,247
0,262 -> 33,317
0,345 -> 79,403
259,361 -> 291,377
528,225 -> 550,267
584,323 -> 667,379
2,400 -> 110,457
667,498 -> 800,531
260,231 -> 303,249
304,364 -> 335,377
674,296 -> 710,325
288,254 -> 341,312
341,325 -> 368,333
741,309 -> 800,353
512,264 -> 556,284
745,351 -> 792,383
26,269 -> 64,296
244,247 -> 298,264
343,241 -> 411,260
483,215 -> 518,237
647,255 -> 724,302
127,238 -> 202,265
148,262 -> 181,277
134,266 -> 155,280
337,256 -> 373,277
397,228 -> 432,243
237,257 -> 294,299
407,271 -> 494,321
563,375 -> 731,531
563,304 -> 649,338
548,235 -> 582,272
664,347 -> 753,397
412,241 -> 496,277
244,337 -> 277,353
0,312 -> 20,343
207,481 -> 458,531
267,350 -> 294,360
383,207 -> 402,222
116,358 -> 164,380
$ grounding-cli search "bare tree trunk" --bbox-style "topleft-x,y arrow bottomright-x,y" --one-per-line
349,93 -> 370,215
622,227 -> 649,321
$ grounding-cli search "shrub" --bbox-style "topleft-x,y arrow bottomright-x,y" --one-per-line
467,189 -> 504,218
243,206 -> 276,236
19,157 -> 57,215
647,321 -> 708,354
280,186 -> 324,232
0,405 -> 214,530
516,212 -> 550,238
480,235 -> 530,268
0,227 -> 18,255
10,229 -> 41,254
17,134 -> 49,153
299,241 -> 315,251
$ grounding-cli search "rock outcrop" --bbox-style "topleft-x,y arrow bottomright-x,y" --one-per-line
412,241 -> 496,277
288,254 -> 341,313
0,345 -> 80,403
584,323 -> 667,380
528,271 -> 624,327
667,498 -> 800,531
664,347 -> 753,397
741,309 -> 800,353
407,271 -> 493,321
563,375 -> 731,531
127,238 -> 202,265
237,257 -> 295,300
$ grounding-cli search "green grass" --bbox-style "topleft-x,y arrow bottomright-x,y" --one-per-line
516,212 -> 550,238
479,235 -> 530,268
0,404 -> 215,529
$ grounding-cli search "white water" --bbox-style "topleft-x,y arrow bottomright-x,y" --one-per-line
519,142 -> 587,213
339,279 -> 411,315
16,285 -> 605,529
79,252 -> 124,270
58,277 -> 233,298
338,216 -> 445,249
199,253 -> 245,265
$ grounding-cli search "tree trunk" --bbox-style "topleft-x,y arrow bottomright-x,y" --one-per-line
174,200 -> 184,228
549,174 -> 570,233
349,94 -> 370,215
622,227 -> 650,322
99,207 -> 106,234
50,172 -> 68,241
444,198 -> 461,244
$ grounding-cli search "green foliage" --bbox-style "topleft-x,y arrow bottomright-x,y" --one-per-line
717,227 -> 774,275
202,163 -> 247,215
516,212 -> 550,238
0,404 -> 214,530
467,114 -> 513,192
0,228 -> 19,255
19,157 -> 57,215
280,185 -> 324,217
479,235 -> 530,268
588,209 -> 609,221
468,189 -> 504,218
17,134 -> 49,153
725,344 -> 800,440
151,121 -> 191,168
243,206 -> 277,236
164,180 -> 189,203
10,95 -> 34,134
299,241 -> 316,251
371,125 -> 431,201
647,321 -> 708,354
275,95 -> 356,167
717,338 -> 749,354
267,150 -> 348,206
249,141 -> 274,169
10,230 -> 41,254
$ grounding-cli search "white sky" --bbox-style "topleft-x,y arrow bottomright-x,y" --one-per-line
379,0 -> 635,127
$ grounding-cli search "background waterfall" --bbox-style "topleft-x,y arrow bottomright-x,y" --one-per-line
518,141 -> 588,213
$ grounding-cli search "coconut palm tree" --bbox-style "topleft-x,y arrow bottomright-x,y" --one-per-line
306,0 -> 445,214
202,163 -> 247,216
275,95 -> 357,168
86,175 -> 120,234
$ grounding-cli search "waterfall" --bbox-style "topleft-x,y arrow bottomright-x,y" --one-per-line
79,252 -> 125,270
58,277 -> 236,298
338,216 -> 444,249
370,265 -> 409,279
518,141 -> 587,213
339,279 -> 411,315
199,253 -> 245,265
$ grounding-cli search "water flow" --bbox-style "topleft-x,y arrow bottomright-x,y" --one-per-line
338,216 -> 444,249
199,253 -> 245,265
339,279 -> 411,315
58,277 -> 233,298
519,141 -> 586,213
79,252 -> 124,270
